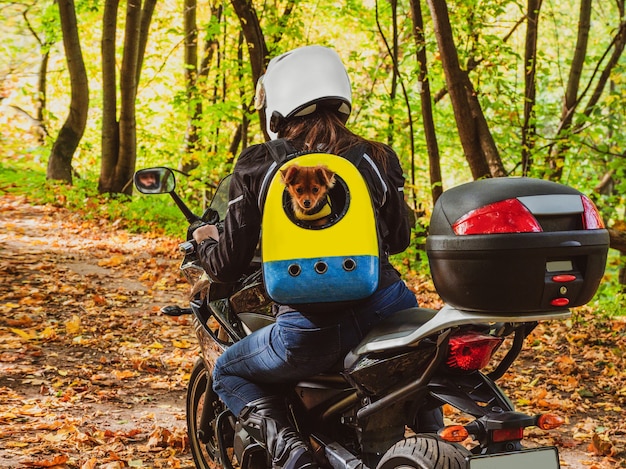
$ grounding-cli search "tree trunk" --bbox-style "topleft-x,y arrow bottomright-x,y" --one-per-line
99,0 -> 119,194
609,229 -> 626,254
386,0 -> 399,149
234,32 -> 250,156
580,5 -> 626,120
521,0 -> 542,176
547,0 -> 591,181
229,0 -> 267,84
99,0 -> 156,195
47,0 -> 89,184
115,0 -> 142,195
22,6 -> 50,142
229,0 -> 268,138
182,0 -> 201,171
409,0 -> 443,203
36,51 -> 49,139
425,0 -> 496,180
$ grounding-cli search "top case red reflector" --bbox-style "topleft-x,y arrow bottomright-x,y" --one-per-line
552,274 -> 576,283
550,298 -> 570,307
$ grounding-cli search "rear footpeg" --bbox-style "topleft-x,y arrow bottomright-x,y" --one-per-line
161,305 -> 192,316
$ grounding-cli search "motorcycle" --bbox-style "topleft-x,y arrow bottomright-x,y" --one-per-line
134,166 -> 609,469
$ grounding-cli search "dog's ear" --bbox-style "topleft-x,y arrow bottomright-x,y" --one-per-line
316,166 -> 336,188
280,165 -> 300,185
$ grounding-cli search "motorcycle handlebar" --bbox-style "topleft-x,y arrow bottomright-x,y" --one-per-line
179,240 -> 197,255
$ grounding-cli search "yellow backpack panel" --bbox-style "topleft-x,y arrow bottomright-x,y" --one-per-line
262,152 -> 379,304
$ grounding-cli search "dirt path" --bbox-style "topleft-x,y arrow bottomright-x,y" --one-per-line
0,194 -> 196,468
0,193 -> 624,468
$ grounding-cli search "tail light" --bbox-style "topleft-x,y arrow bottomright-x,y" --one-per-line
446,332 -> 503,371
452,199 -> 542,235
492,427 -> 524,442
452,195 -> 604,235
581,196 -> 604,229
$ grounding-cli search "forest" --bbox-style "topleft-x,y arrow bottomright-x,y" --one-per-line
1,0 -> 626,312
1,1 -> 626,467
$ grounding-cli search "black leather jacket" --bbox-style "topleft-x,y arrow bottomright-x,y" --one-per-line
197,140 -> 411,296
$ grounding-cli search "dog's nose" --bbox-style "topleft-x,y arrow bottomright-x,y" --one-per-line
303,200 -> 311,208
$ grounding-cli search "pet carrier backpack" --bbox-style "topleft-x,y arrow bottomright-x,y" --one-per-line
260,140 -> 381,305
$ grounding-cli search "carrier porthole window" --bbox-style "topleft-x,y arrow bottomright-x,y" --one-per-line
281,175 -> 351,229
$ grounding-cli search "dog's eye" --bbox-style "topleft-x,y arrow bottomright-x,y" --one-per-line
312,187 -> 319,194
296,187 -> 304,195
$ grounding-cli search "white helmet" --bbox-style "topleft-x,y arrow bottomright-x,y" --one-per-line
255,45 -> 352,140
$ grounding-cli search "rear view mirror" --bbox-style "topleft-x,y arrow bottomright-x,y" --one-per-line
134,167 -> 176,194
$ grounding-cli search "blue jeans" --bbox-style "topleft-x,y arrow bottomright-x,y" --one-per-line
212,280 -> 419,415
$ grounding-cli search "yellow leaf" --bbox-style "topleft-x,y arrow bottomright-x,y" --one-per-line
148,341 -> 164,349
41,326 -> 57,339
98,255 -> 125,267
65,314 -> 81,335
5,441 -> 29,448
113,370 -> 136,380
10,327 -> 35,340
43,431 -> 68,442
172,339 -> 191,349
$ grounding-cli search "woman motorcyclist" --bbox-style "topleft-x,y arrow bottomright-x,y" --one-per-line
192,45 -> 418,469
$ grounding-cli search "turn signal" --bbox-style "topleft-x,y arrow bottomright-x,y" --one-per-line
537,413 -> 565,430
439,425 -> 469,443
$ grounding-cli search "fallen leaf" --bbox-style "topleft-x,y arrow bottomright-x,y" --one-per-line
22,454 -> 69,467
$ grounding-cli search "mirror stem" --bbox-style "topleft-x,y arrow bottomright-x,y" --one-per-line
170,192 -> 200,223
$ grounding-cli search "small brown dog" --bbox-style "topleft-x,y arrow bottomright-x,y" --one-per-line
280,164 -> 336,226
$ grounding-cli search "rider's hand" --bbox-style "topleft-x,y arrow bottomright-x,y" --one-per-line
193,224 -> 220,244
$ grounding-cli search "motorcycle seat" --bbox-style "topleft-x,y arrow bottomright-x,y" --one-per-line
343,307 -> 437,369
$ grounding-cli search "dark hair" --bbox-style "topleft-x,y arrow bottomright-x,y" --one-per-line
278,108 -> 390,167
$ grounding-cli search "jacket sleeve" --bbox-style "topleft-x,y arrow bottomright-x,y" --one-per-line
379,148 -> 412,255
197,145 -> 268,283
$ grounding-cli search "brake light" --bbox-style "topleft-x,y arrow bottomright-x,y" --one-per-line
447,332 -> 503,371
452,199 -> 542,235
581,196 -> 604,229
492,427 -> 523,442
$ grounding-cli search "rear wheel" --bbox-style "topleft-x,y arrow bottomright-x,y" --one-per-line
376,435 -> 469,469
187,358 -> 235,469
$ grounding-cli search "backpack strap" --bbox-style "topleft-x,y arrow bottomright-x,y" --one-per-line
342,145 -> 390,238
341,144 -> 365,167
264,139 -> 297,164
342,145 -> 388,209
258,139 -> 298,212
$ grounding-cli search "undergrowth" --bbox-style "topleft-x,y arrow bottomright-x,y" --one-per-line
0,162 -> 187,238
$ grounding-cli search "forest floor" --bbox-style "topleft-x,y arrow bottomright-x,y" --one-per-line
0,192 -> 624,469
